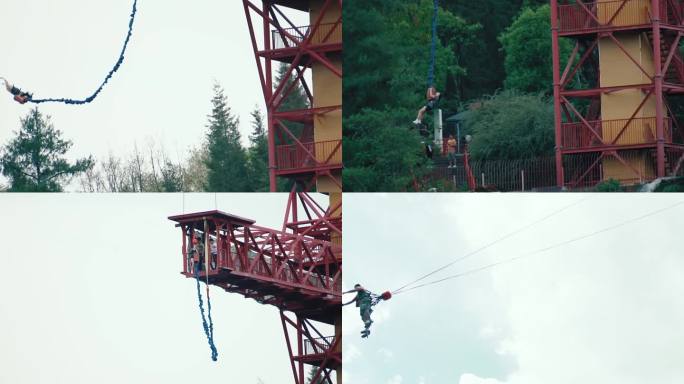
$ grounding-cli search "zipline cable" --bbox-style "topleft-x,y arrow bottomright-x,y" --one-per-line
394,199 -> 684,295
392,196 -> 589,294
28,0 -> 138,105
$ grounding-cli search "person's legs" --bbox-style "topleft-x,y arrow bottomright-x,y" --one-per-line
360,305 -> 373,328
415,106 -> 427,123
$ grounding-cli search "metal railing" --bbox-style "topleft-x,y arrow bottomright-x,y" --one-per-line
430,148 -> 684,190
275,139 -> 342,171
303,336 -> 334,356
561,117 -> 672,149
558,0 -> 674,33
271,22 -> 342,50
430,157 -> 557,191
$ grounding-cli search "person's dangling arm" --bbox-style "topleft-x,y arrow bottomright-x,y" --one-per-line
342,296 -> 357,306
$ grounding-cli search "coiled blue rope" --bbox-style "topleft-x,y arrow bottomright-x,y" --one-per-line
427,0 -> 438,87
194,263 -> 218,361
30,0 -> 138,104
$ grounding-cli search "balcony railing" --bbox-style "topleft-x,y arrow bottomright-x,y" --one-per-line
558,0 -> 675,33
271,22 -> 342,50
275,139 -> 342,172
303,336 -> 334,356
561,117 -> 672,149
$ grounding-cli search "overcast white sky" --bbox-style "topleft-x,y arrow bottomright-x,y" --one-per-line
343,193 -> 684,384
0,0 -> 306,170
0,193 -> 330,384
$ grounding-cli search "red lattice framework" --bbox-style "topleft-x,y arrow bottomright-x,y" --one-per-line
168,191 -> 342,384
551,0 -> 684,188
243,0 -> 343,191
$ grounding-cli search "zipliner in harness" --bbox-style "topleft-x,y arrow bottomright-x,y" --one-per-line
347,289 -> 391,338
361,291 -> 391,338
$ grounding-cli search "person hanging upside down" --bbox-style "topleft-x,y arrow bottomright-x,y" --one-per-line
343,284 -> 374,338
1,77 -> 32,104
413,86 -> 441,125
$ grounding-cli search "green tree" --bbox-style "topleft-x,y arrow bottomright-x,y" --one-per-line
274,62 -> 310,192
306,368 -> 325,384
275,62 -> 309,112
185,146 -> 208,192
204,83 -> 250,191
595,178 -> 622,192
274,61 -> 309,146
464,91 -> 555,160
246,106 -> 269,192
500,5 -> 572,93
443,0 -> 540,99
1,108 -> 93,192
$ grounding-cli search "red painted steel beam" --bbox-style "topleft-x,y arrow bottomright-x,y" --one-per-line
243,0 -> 342,190
552,0 -> 564,187
561,83 -> 655,97
653,0 -> 667,177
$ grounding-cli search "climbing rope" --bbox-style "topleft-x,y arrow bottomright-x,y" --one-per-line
426,0 -> 439,87
392,197 -> 589,294
27,0 -> 138,105
194,263 -> 218,361
394,199 -> 684,296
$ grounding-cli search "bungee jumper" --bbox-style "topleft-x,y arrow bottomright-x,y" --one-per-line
343,284 -> 392,338
413,86 -> 441,126
1,0 -> 137,106
1,77 -> 32,105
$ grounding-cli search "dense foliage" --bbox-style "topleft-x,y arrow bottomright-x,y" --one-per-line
344,0 -> 559,191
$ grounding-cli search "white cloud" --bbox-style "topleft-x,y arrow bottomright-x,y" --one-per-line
344,342 -> 362,364
387,374 -> 403,384
377,347 -> 394,362
459,373 -> 506,384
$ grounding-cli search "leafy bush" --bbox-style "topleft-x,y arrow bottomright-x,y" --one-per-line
595,179 -> 622,192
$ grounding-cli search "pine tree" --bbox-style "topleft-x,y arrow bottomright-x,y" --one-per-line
1,108 -> 93,192
306,368 -> 325,384
204,83 -> 250,191
275,62 -> 309,112
246,106 -> 269,191
274,62 -> 309,145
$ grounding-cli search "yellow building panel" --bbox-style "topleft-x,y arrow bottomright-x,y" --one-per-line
310,0 -> 341,24
597,0 -> 650,27
603,154 -> 655,183
308,0 -> 342,192
598,31 -> 662,179
599,33 -> 653,88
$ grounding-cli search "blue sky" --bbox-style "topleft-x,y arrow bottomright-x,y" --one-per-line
343,193 -> 684,384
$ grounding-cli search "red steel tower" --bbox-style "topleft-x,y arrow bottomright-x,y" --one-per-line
242,0 -> 342,193
169,192 -> 342,384
551,0 -> 684,188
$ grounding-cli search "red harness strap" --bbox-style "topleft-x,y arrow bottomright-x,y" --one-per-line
13,95 -> 28,104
